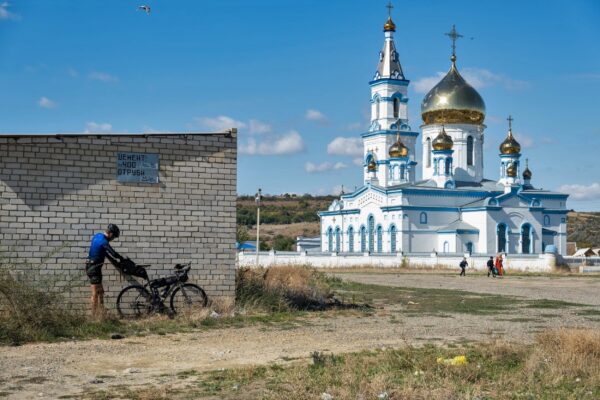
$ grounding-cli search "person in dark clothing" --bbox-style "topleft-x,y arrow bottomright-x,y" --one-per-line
86,224 -> 123,317
459,257 -> 468,276
487,256 -> 496,278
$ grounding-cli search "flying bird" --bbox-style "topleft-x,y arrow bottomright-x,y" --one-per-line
138,5 -> 151,14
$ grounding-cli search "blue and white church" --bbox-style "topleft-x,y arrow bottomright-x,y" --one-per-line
319,13 -> 568,256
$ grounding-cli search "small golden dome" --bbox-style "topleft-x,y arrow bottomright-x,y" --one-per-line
432,126 -> 454,151
383,16 -> 396,32
506,162 -> 517,177
367,159 -> 377,171
389,135 -> 408,158
421,62 -> 486,125
523,159 -> 532,180
499,129 -> 521,155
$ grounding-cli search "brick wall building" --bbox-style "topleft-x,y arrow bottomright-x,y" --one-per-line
0,131 -> 237,308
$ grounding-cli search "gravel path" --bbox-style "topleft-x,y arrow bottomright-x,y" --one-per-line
1,273 -> 599,399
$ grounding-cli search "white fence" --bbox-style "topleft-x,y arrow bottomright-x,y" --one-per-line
238,251 -> 559,272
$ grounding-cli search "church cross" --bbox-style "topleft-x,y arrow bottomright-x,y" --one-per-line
445,25 -> 463,59
507,115 -> 514,130
386,1 -> 393,17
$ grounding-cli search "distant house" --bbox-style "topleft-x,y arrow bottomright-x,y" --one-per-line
296,236 -> 321,253
573,248 -> 597,257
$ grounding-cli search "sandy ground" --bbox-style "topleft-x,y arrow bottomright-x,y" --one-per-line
1,273 -> 599,399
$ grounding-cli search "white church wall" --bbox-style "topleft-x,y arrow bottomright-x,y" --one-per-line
238,251 -> 558,272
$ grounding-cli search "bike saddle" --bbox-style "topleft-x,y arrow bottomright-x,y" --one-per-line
174,264 -> 185,270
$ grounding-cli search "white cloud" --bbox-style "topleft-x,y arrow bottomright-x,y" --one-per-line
344,122 -> 364,131
248,119 -> 272,134
0,2 -> 20,20
413,68 -> 529,94
353,157 -> 364,166
240,130 -> 305,156
67,68 -> 78,78
327,137 -> 363,156
304,161 -> 348,173
88,71 -> 119,83
38,96 -> 57,109
196,115 -> 246,131
305,109 -> 327,123
84,122 -> 113,133
557,183 -> 600,201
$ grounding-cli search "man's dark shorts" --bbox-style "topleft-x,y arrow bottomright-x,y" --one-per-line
85,261 -> 103,285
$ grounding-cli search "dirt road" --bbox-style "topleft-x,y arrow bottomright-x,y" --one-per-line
1,273 -> 599,399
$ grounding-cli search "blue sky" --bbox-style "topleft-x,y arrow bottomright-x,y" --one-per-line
1,0 -> 599,210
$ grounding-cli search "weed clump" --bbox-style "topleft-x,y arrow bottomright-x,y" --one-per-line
236,266 -> 335,312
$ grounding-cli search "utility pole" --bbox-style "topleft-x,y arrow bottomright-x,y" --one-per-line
255,188 -> 262,267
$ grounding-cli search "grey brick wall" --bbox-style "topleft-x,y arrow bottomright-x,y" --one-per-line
0,131 -> 237,309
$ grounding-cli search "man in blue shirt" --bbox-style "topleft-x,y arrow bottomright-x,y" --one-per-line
86,224 -> 122,317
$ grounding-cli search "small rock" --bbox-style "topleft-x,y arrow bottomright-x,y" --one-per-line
123,368 -> 140,374
378,392 -> 389,400
232,384 -> 239,390
321,393 -> 333,400
210,311 -> 220,318
110,333 -> 125,340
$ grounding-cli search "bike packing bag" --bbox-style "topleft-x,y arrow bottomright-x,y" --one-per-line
150,275 -> 178,288
115,258 -> 149,280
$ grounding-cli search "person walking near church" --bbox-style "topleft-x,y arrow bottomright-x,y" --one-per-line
487,256 -> 496,277
495,254 -> 504,277
459,257 -> 468,276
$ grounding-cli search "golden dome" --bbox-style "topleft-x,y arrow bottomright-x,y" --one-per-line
383,16 -> 396,32
421,61 -> 486,125
389,135 -> 408,158
432,126 -> 453,151
523,159 -> 532,180
367,158 -> 377,171
499,129 -> 521,155
506,162 -> 517,177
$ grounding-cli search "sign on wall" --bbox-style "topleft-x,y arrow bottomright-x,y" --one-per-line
116,152 -> 159,183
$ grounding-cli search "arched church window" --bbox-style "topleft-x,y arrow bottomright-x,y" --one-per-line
420,212 -> 427,224
400,165 -> 405,181
376,225 -> 383,253
360,226 -> 367,252
335,227 -> 341,252
443,241 -> 449,253
426,138 -> 431,167
368,216 -> 375,253
521,224 -> 532,254
327,227 -> 333,253
375,99 -> 380,120
497,223 -> 507,253
445,159 -> 451,175
543,215 -> 550,226
467,136 -> 474,166
393,97 -> 400,119
390,225 -> 397,253
466,242 -> 473,255
348,226 -> 354,253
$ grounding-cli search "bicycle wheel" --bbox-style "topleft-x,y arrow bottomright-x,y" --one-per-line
116,285 -> 153,318
170,284 -> 208,314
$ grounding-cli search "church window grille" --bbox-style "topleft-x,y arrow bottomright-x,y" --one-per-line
368,216 -> 375,253
466,242 -> 473,254
393,98 -> 399,119
521,224 -> 532,254
426,138 -> 432,167
400,165 -> 405,181
497,223 -> 507,253
335,227 -> 341,253
360,226 -> 367,252
390,225 -> 397,253
445,159 -> 451,175
377,225 -> 383,253
420,212 -> 427,224
467,136 -> 474,166
543,215 -> 550,226
327,227 -> 333,252
348,226 -> 354,253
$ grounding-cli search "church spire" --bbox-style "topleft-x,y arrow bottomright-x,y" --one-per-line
373,1 -> 404,80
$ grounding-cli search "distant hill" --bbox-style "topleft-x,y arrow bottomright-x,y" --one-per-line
237,196 -> 600,250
